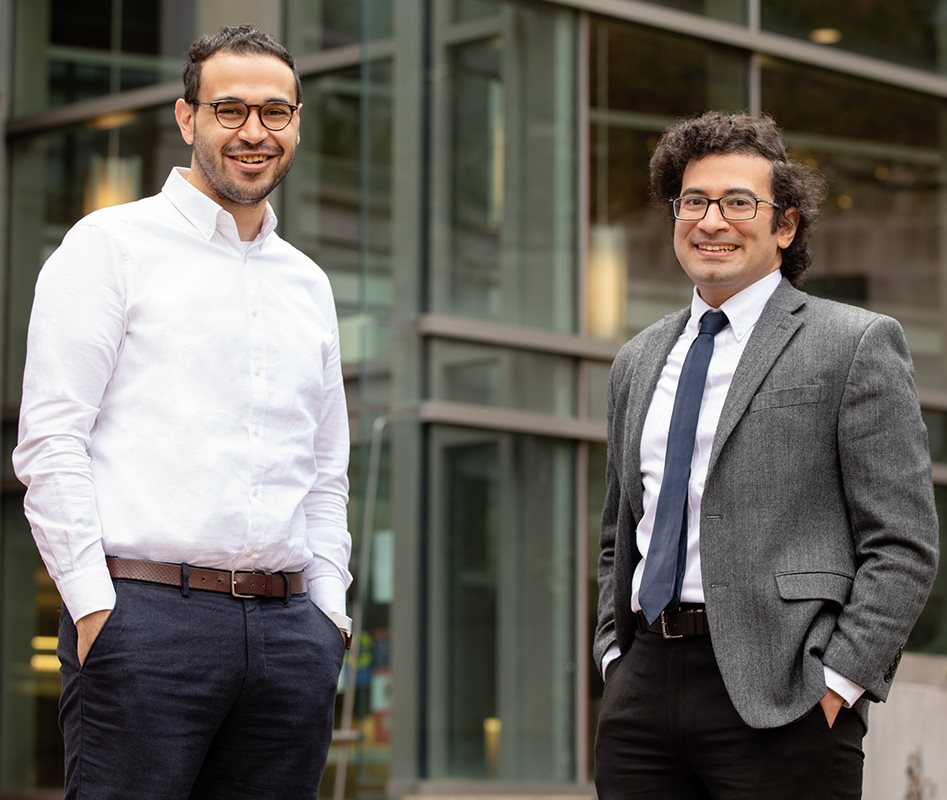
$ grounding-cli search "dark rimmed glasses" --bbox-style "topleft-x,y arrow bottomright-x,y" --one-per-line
671,194 -> 780,221
193,100 -> 300,131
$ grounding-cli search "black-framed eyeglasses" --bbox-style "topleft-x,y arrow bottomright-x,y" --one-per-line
193,100 -> 300,131
671,194 -> 780,221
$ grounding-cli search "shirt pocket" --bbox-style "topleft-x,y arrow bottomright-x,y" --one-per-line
749,384 -> 822,413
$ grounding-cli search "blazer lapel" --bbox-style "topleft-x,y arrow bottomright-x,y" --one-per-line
707,279 -> 807,476
622,309 -> 689,521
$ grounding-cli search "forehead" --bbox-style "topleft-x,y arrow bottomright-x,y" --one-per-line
681,152 -> 774,194
198,52 -> 296,101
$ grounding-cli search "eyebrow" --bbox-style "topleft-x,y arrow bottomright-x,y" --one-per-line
680,186 -> 760,196
210,95 -> 294,104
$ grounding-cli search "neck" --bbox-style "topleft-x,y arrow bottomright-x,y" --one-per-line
227,202 -> 267,241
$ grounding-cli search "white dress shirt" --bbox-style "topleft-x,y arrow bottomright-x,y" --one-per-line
603,270 -> 863,707
13,168 -> 353,624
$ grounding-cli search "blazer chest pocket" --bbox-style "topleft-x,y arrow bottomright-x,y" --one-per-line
775,571 -> 853,606
749,384 -> 822,413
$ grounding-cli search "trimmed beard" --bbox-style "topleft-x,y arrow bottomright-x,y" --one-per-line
191,117 -> 295,207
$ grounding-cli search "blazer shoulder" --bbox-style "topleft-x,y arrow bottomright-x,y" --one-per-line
612,309 -> 688,375
782,285 -> 902,341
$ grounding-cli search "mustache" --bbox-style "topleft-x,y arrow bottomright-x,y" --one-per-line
224,145 -> 282,156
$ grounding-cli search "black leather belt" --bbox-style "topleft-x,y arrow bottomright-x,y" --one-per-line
636,606 -> 709,638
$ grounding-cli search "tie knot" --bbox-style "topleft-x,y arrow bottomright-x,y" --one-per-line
699,310 -> 729,337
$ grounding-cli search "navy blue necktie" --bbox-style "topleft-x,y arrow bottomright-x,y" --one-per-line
639,309 -> 729,624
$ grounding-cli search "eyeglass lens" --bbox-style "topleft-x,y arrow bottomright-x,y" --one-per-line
674,195 -> 760,220
214,102 -> 295,131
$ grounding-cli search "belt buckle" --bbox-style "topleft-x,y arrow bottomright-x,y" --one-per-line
660,610 -> 683,640
230,568 -> 255,599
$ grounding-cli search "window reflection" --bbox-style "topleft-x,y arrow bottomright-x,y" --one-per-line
429,340 -> 575,417
907,486 -> 947,653
15,0 -> 189,115
429,427 -> 576,780
587,19 -> 746,340
433,1 -> 576,332
282,65 -> 394,366
763,58 -> 947,391
285,0 -> 393,52
762,1 -> 947,74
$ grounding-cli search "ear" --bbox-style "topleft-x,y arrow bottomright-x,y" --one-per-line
776,207 -> 799,250
174,98 -> 195,146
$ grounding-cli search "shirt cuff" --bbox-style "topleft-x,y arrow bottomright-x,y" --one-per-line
601,643 -> 622,680
307,574 -> 348,617
824,665 -> 865,708
57,563 -> 117,622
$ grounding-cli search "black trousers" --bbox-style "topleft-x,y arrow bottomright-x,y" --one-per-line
57,579 -> 346,800
594,629 -> 865,800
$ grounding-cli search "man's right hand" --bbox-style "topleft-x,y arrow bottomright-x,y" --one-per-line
75,609 -> 111,667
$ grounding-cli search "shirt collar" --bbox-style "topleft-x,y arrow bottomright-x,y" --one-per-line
689,270 -> 782,342
161,168 -> 279,244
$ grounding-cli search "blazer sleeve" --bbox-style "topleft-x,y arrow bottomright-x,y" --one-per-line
822,315 -> 939,701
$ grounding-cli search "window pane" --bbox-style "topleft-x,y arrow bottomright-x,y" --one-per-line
285,0 -> 392,52
586,442 -> 607,778
907,485 -> 947,654
5,109 -> 189,409
923,409 -> 947,464
453,0 -> 500,23
281,64 -> 394,366
429,340 -> 575,416
762,1 -> 947,73
763,58 -> 947,393
639,0 -> 745,23
428,428 -> 575,780
13,0 -> 181,114
587,19 -> 747,340
432,2 -> 577,332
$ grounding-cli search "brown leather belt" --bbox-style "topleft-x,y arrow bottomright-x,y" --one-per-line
636,606 -> 709,639
106,556 -> 306,600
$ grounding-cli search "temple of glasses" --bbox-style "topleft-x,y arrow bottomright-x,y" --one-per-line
193,100 -> 300,131
671,194 -> 780,221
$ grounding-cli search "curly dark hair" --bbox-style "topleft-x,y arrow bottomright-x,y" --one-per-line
183,25 -> 302,106
650,111 -> 826,284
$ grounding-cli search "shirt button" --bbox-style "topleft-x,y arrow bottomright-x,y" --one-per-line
251,310 -> 259,318
252,427 -> 260,437
254,368 -> 262,377
251,488 -> 259,497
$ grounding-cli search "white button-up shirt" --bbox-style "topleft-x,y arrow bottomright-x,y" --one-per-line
13,168 -> 352,623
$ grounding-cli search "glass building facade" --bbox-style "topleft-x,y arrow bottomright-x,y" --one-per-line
1,1 -> 946,797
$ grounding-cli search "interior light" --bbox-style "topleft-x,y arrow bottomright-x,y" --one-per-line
89,110 -> 138,131
810,28 -> 843,45
587,226 -> 628,340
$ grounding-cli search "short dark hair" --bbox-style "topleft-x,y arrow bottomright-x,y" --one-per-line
183,25 -> 302,105
649,111 -> 826,284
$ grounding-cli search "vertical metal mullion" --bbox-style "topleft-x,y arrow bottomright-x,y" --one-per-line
746,0 -> 762,115
574,13 -> 592,784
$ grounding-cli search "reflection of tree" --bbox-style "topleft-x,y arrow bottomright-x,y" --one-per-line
904,749 -> 937,800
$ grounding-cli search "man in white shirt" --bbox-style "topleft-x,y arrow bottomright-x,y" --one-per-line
13,25 -> 352,799
593,112 -> 939,799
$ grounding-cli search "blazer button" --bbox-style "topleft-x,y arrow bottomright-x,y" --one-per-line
883,646 -> 903,683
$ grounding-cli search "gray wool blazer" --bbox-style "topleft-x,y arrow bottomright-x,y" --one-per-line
594,278 -> 940,730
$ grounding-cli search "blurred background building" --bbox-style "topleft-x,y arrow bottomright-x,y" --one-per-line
0,1 -> 945,798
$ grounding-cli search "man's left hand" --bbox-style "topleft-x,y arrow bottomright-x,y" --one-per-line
818,688 -> 845,728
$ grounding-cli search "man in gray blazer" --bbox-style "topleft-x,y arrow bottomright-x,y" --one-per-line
594,111 -> 939,799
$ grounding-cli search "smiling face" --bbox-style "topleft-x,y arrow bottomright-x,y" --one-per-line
673,153 -> 798,308
174,51 -> 300,213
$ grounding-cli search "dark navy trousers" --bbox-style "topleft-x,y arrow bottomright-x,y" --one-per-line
57,579 -> 345,799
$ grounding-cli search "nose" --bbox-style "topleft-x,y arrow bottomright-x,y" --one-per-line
238,108 -> 267,142
697,200 -> 730,233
